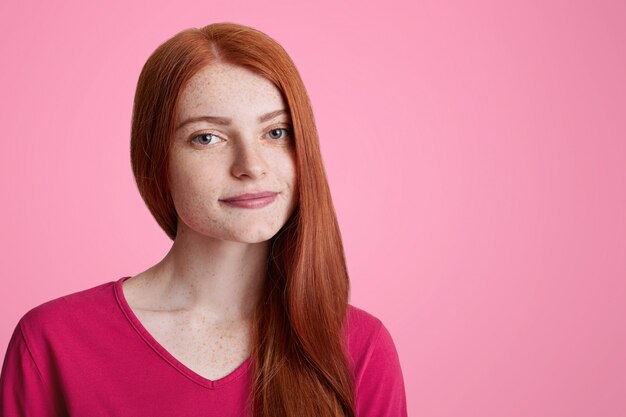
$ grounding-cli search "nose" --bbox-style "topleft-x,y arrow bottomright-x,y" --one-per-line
230,137 -> 268,179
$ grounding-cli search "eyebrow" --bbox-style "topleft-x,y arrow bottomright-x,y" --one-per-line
175,109 -> 290,131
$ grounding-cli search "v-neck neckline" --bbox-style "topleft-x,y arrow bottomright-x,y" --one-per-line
113,275 -> 253,389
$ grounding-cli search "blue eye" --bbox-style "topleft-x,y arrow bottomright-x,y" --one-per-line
267,128 -> 291,140
191,133 -> 221,145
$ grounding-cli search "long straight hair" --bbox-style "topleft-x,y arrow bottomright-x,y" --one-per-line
130,23 -> 354,416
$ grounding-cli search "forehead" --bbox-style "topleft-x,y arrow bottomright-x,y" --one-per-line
177,63 -> 286,122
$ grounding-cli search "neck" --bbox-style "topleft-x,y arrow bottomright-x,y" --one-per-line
143,223 -> 269,321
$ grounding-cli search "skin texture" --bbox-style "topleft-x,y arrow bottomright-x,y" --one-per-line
169,63 -> 297,246
121,63 -> 298,381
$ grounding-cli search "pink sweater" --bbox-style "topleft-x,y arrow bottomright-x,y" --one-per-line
1,276 -> 407,416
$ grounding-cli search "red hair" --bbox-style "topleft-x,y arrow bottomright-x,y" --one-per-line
130,22 -> 354,416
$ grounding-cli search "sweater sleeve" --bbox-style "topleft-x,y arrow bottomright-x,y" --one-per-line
0,321 -> 61,416
355,322 -> 408,417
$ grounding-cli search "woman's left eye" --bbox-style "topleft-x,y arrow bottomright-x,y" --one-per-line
266,128 -> 291,140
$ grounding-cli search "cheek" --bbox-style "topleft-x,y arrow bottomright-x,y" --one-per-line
168,172 -> 229,236
287,159 -> 299,197
168,158 -> 220,214
275,149 -> 297,184
276,153 -> 299,208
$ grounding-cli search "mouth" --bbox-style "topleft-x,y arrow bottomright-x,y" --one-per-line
219,192 -> 279,209
219,191 -> 279,202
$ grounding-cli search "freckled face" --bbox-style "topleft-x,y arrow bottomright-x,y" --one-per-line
168,63 -> 298,243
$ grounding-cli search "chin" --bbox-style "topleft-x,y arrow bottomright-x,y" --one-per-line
224,227 -> 282,244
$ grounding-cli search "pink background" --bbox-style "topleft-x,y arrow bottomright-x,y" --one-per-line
1,0 -> 625,415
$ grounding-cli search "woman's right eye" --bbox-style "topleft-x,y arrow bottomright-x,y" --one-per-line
191,133 -> 221,146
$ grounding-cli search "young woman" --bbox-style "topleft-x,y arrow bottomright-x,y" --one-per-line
0,22 -> 407,417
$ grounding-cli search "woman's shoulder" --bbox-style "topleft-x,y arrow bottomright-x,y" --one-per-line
344,304 -> 408,415
16,278 -> 121,336
343,304 -> 397,363
344,304 -> 384,339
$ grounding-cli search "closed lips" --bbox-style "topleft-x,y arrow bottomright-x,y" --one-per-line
221,192 -> 278,201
